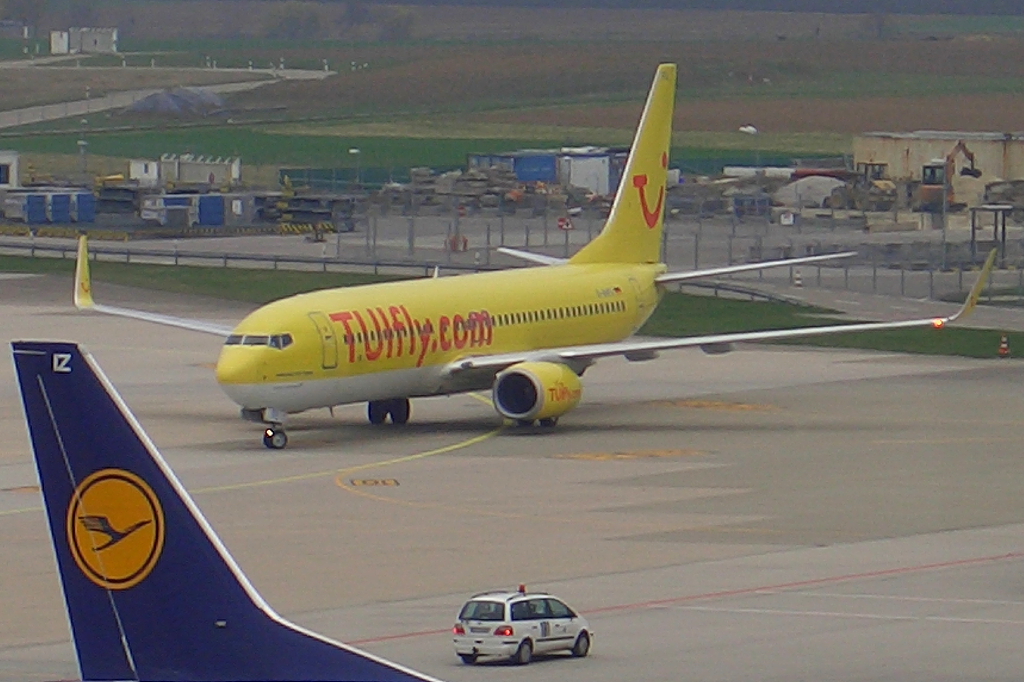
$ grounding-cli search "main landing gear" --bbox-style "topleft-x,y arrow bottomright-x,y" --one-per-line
368,398 -> 411,425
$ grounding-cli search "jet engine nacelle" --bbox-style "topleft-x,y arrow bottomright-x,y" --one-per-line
492,361 -> 583,422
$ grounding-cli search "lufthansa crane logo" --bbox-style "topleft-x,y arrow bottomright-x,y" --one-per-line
66,469 -> 165,590
632,152 -> 668,229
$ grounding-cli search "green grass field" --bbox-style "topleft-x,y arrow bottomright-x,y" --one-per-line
0,124 -> 845,179
0,128 -> 567,170
0,254 -> 1006,358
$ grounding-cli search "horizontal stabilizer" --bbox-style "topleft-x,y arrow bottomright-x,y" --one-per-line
12,340 -> 443,682
496,247 -> 567,266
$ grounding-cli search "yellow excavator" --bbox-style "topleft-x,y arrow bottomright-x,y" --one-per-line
914,140 -> 983,212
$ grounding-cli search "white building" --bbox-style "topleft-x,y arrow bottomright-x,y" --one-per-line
0,150 -> 20,190
853,131 -> 1024,208
129,155 -> 241,188
74,27 -> 119,53
49,31 -> 70,55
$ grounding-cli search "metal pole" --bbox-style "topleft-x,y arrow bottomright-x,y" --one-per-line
407,216 -> 414,256
941,181 -> 947,270
446,222 -> 452,264
371,215 -> 377,258
486,222 -> 492,265
564,228 -> 570,258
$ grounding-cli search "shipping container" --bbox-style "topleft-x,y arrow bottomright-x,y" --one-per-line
197,194 -> 225,226
50,194 -> 72,223
74,193 -> 96,223
25,195 -> 46,224
513,154 -> 558,183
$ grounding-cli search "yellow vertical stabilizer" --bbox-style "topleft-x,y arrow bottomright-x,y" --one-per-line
569,63 -> 676,265
74,235 -> 94,309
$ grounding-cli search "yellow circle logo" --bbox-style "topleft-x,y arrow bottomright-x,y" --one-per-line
66,469 -> 165,590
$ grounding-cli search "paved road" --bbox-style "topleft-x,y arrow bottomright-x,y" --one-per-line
3,273 -> 1024,681
0,59 -> 333,130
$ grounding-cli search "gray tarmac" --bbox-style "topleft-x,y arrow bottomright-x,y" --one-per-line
4,272 -> 1024,682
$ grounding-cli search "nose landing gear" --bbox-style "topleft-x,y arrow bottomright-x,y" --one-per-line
263,427 -> 288,449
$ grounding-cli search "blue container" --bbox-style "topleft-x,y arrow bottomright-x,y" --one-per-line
197,194 -> 225,226
25,194 -> 47,224
75,193 -> 96,223
513,154 -> 558,183
50,194 -> 72,223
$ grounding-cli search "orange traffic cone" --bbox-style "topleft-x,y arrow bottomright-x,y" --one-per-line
793,268 -> 803,288
998,334 -> 1010,358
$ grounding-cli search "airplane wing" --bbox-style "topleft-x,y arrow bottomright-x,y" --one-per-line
448,249 -> 997,375
74,236 -> 235,337
655,251 -> 857,284
496,247 -> 568,265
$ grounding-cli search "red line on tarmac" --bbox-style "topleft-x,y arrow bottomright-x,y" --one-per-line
586,551 -> 1024,615
350,628 -> 451,645
345,550 -> 1024,645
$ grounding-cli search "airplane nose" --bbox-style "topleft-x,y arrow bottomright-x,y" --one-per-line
215,349 -> 259,386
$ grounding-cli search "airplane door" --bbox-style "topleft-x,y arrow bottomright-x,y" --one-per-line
628,276 -> 649,327
308,312 -> 339,370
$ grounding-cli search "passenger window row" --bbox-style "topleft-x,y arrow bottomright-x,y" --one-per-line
493,299 -> 626,329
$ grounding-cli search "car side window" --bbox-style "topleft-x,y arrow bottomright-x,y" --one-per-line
527,598 -> 551,619
460,601 -> 504,621
546,599 -> 573,618
511,601 -> 531,621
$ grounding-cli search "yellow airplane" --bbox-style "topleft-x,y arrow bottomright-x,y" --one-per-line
73,64 -> 996,449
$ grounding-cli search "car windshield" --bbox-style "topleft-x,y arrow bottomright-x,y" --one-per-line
459,600 -> 504,621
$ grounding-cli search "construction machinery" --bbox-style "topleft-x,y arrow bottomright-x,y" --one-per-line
913,140 -> 983,212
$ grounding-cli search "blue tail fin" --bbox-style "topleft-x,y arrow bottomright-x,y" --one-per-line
12,341 -> 443,682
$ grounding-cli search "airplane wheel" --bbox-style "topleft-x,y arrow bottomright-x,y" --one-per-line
538,417 -> 558,428
516,419 -> 534,427
368,401 -> 387,424
389,398 -> 410,425
262,428 -> 288,449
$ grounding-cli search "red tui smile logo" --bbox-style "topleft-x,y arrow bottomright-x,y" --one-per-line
632,152 -> 668,229
632,174 -> 664,229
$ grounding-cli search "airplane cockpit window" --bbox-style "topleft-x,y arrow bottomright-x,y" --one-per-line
225,334 -> 243,345
268,334 -> 294,350
242,335 -> 270,346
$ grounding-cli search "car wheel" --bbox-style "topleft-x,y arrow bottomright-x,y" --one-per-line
571,631 -> 590,658
459,654 -> 477,665
512,640 -> 532,665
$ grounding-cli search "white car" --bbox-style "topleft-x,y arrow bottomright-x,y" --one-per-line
452,588 -> 592,665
